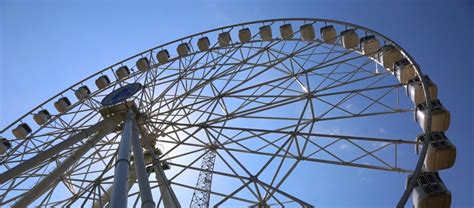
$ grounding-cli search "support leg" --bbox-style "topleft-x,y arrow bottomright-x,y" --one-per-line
139,130 -> 181,208
110,111 -> 135,208
93,163 -> 138,208
153,161 -> 181,208
130,124 -> 155,208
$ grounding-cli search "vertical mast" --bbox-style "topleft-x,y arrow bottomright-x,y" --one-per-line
190,149 -> 217,208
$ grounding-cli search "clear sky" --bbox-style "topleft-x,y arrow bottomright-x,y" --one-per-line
1,0 -> 472,207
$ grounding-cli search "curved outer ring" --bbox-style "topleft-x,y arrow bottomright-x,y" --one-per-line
0,18 -> 433,207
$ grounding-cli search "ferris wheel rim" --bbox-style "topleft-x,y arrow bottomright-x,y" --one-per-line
0,17 -> 438,207
0,17 -> 431,134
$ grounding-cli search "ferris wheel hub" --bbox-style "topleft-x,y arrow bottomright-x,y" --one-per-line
99,101 -> 139,118
101,83 -> 142,106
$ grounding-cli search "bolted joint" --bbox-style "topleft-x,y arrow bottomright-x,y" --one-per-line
304,92 -> 314,99
198,123 -> 209,129
207,143 -> 219,151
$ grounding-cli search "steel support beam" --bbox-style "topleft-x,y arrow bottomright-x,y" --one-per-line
11,117 -> 121,208
93,163 -> 138,208
258,181 -> 313,208
110,111 -> 135,208
0,116 -> 121,185
152,154 -> 181,208
139,130 -> 181,208
130,124 -> 155,208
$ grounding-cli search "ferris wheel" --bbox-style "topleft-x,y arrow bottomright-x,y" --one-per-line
0,18 -> 456,208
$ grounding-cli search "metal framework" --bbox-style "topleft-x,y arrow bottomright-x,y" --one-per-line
0,18 -> 437,207
190,147 -> 217,208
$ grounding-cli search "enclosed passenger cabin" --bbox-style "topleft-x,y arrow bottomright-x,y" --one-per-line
394,58 -> 417,84
279,24 -> 294,39
218,32 -> 231,47
320,25 -> 337,44
239,28 -> 251,43
1,137 -> 12,155
157,50 -> 170,64
197,37 -> 210,51
360,35 -> 380,56
341,29 -> 359,49
136,57 -> 150,71
54,97 -> 72,113
95,75 -> 111,90
75,86 -> 91,100
416,132 -> 456,171
259,25 -> 272,41
408,172 -> 451,208
12,123 -> 32,139
415,100 -> 451,133
300,24 -> 315,41
33,109 -> 52,125
378,45 -> 403,71
116,66 -> 130,80
407,75 -> 438,105
177,43 -> 190,57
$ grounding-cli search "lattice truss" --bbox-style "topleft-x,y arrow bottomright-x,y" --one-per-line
190,149 -> 217,208
0,21 -> 420,207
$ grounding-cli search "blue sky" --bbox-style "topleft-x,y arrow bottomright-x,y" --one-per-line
1,0 -> 472,207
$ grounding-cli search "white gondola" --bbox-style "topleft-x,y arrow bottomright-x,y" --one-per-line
157,50 -> 170,64
197,37 -> 210,51
95,75 -> 111,90
218,32 -> 231,47
408,172 -> 451,208
177,43 -> 190,57
33,109 -> 52,125
259,25 -> 272,41
136,57 -> 150,71
394,58 -> 417,84
54,97 -> 72,113
416,132 -> 456,171
116,66 -> 130,79
300,24 -> 315,41
320,25 -> 337,44
1,137 -> 12,155
12,123 -> 32,139
341,29 -> 359,49
415,100 -> 451,133
280,24 -> 293,39
360,35 -> 380,56
407,76 -> 438,105
239,28 -> 251,43
378,45 -> 402,71
75,86 -> 91,100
